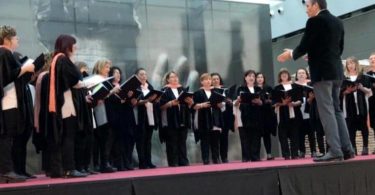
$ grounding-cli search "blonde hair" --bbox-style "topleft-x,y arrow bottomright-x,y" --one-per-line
0,25 -> 16,44
92,59 -> 111,75
200,73 -> 211,82
345,56 -> 361,76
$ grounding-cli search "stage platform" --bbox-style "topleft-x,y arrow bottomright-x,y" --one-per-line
1,156 -> 375,195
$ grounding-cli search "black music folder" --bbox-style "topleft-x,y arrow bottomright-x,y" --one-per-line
91,80 -> 114,101
143,89 -> 164,102
209,91 -> 226,105
118,75 -> 142,99
239,91 -> 260,104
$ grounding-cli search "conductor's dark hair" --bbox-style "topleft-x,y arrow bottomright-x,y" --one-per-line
54,34 -> 76,57
310,0 -> 327,9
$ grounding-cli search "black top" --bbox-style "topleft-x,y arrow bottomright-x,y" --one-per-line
340,75 -> 368,118
259,85 -> 277,135
48,55 -> 81,143
293,10 -> 344,82
237,86 -> 263,128
272,84 -> 303,123
193,89 -> 224,131
136,83 -> 160,130
0,48 -> 33,135
159,87 -> 191,129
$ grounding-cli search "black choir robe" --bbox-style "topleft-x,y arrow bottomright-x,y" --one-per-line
137,83 -> 160,131
272,84 -> 303,123
340,75 -> 368,118
237,86 -> 263,128
159,87 -> 191,129
366,71 -> 375,128
32,73 -> 50,153
47,55 -> 81,144
259,85 -> 277,136
72,87 -> 93,134
193,89 -> 224,132
0,48 -> 33,135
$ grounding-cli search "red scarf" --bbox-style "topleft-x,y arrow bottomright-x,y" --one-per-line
48,53 -> 65,112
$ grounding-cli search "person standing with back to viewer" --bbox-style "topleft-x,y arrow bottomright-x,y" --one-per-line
277,0 -> 355,162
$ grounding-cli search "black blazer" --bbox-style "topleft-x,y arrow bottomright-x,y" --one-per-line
293,10 -> 344,82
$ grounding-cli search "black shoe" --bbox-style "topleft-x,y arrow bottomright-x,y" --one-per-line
63,170 -> 88,178
266,154 -> 274,160
78,169 -> 88,174
124,165 -> 134,171
93,165 -> 101,172
1,172 -> 27,183
101,165 -> 117,173
284,156 -> 291,160
86,168 -> 99,175
291,156 -> 299,160
343,150 -> 355,160
313,153 -> 343,162
139,165 -> 148,169
361,147 -> 369,156
212,158 -> 220,164
221,158 -> 229,163
22,172 -> 37,179
147,163 -> 156,169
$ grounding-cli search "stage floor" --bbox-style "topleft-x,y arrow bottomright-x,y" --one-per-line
2,155 -> 375,195
1,155 -> 374,190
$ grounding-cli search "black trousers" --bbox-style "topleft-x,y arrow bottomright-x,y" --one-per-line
261,132 -> 272,154
136,125 -> 154,168
48,116 -> 78,176
123,125 -> 136,169
93,124 -> 113,168
200,130 -> 220,164
239,125 -> 261,161
278,119 -> 300,158
219,128 -> 229,162
298,119 -> 317,154
346,115 -> 369,150
110,121 -> 125,169
166,127 -> 189,167
0,109 -> 18,174
75,130 -> 93,171
12,126 -> 32,175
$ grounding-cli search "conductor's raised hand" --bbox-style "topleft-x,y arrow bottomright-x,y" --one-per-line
277,49 -> 293,63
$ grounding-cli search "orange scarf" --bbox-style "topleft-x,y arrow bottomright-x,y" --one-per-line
48,53 -> 65,112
